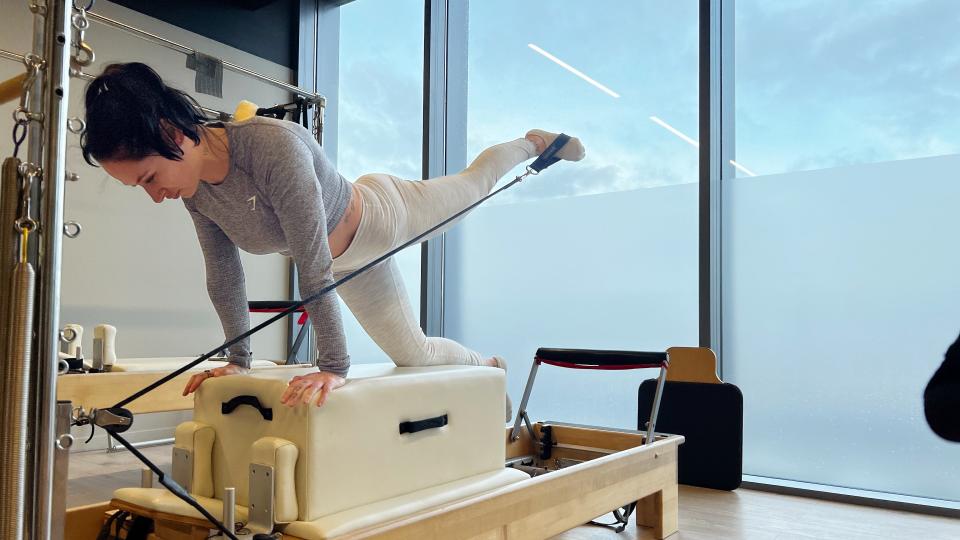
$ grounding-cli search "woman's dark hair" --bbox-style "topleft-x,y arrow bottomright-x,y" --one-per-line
81,62 -> 206,166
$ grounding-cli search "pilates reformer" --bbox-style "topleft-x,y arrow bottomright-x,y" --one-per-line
71,140 -> 685,539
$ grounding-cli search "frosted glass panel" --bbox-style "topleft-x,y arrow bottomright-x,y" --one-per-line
337,0 -> 422,364
445,1 -> 699,427
447,186 -> 698,427
723,155 -> 960,501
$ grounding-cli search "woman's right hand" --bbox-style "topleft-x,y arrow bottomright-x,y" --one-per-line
182,364 -> 249,396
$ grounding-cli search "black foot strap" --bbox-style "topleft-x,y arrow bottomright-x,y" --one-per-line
528,133 -> 571,173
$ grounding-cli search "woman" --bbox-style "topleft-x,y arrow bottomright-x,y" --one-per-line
81,63 -> 584,415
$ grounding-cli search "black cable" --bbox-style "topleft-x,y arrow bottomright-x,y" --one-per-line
107,430 -> 240,540
114,169 -> 538,409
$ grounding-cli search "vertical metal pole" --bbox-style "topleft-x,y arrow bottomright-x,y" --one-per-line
699,0 -> 733,378
50,401 -> 73,540
141,469 -> 153,488
33,1 -> 73,538
223,487 -> 236,536
421,0 -> 467,337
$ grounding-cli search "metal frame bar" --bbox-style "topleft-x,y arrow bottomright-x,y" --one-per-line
510,354 -> 669,447
700,0 -> 720,371
421,0 -> 467,336
106,436 -> 175,454
85,11 -> 326,106
31,3 -> 73,539
70,68 -> 226,120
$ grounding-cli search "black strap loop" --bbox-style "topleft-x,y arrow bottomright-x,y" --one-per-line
399,414 -> 448,434
528,133 -> 571,173
221,395 -> 273,421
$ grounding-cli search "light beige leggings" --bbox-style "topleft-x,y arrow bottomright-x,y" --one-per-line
330,138 -> 537,367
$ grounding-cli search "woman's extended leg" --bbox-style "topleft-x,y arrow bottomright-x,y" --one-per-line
334,258 -> 485,367
331,131 -> 584,369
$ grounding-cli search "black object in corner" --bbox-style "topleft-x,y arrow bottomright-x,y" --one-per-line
638,380 -> 743,491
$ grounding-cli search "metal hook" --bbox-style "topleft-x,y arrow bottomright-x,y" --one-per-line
67,117 -> 85,134
61,327 -> 78,343
73,42 -> 95,67
15,217 -> 38,233
63,221 -> 82,238
70,11 -> 91,31
22,53 -> 45,71
18,162 -> 41,180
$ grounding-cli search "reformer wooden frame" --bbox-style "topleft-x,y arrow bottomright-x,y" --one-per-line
66,426 -> 682,540
63,350 -> 690,540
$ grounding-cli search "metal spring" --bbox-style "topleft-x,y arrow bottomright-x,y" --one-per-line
0,261 -> 35,538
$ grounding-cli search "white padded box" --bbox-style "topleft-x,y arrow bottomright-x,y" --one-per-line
113,363 -> 527,537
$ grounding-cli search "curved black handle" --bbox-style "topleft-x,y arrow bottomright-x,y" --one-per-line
399,414 -> 447,435
221,395 -> 273,421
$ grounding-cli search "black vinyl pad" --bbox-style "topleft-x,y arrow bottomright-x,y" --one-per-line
638,380 -> 743,490
536,348 -> 668,367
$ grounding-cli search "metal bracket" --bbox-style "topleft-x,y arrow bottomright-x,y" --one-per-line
248,464 -> 275,534
171,448 -> 193,493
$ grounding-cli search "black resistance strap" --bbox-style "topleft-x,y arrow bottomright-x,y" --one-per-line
113,133 -> 571,411
101,134 -> 572,538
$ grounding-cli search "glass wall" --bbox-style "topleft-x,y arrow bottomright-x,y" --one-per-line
724,0 -> 960,502
444,1 -> 700,428
336,0 -> 423,364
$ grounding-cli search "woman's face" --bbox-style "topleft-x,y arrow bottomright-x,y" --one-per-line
100,131 -> 204,203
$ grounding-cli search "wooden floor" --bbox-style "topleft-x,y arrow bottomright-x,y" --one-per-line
68,446 -> 960,540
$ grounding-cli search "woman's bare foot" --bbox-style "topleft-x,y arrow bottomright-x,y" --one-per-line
525,129 -> 586,161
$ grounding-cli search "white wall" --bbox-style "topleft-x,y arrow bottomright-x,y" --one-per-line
1,1 -> 296,449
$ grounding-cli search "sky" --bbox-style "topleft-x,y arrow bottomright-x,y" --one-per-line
336,0 -> 960,204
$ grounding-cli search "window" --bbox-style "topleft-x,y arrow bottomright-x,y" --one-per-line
444,0 -> 700,427
724,0 -> 960,502
336,0 -> 424,363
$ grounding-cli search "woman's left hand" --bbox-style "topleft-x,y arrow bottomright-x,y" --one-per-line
280,371 -> 346,408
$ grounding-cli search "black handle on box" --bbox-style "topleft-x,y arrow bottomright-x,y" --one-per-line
221,395 -> 273,421
399,414 -> 448,434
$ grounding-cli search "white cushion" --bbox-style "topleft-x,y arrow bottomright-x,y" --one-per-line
173,422 -> 215,498
283,468 -> 528,539
190,363 -> 506,521
113,363 -> 509,527
113,468 -> 528,539
112,487 -> 249,523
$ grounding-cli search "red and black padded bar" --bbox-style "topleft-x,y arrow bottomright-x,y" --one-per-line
535,348 -> 669,371
249,300 -> 309,325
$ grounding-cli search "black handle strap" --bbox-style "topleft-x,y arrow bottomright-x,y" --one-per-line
399,414 -> 448,435
528,133 -> 571,173
221,395 -> 273,421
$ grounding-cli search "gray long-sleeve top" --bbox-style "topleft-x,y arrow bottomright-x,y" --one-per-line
183,117 -> 352,375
